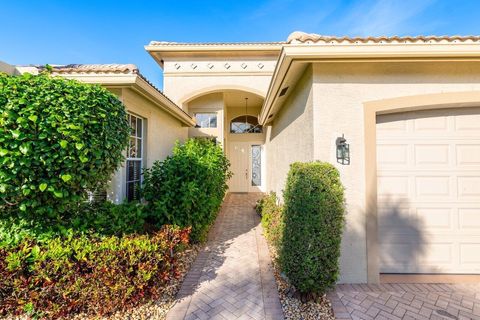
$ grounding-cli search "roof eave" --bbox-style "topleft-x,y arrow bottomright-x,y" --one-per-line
53,73 -> 195,127
260,43 -> 480,124
133,76 -> 196,127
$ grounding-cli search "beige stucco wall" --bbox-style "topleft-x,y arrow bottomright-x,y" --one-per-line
187,92 -> 224,144
164,74 -> 272,108
108,88 -> 188,203
265,65 -> 314,197
311,61 -> 480,283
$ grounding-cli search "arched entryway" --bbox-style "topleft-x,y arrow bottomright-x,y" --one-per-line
185,89 -> 266,192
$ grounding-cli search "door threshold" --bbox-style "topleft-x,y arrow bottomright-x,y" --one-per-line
381,273 -> 480,284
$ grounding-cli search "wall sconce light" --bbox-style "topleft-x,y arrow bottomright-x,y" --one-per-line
336,134 -> 350,165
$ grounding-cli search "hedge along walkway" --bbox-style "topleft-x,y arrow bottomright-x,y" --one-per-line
166,193 -> 284,320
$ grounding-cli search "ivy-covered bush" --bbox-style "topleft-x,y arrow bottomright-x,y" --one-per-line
0,72 -> 129,215
143,139 -> 232,242
280,162 -> 345,297
0,225 -> 190,318
257,192 -> 284,248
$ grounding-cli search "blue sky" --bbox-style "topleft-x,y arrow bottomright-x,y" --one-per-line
1,0 -> 480,88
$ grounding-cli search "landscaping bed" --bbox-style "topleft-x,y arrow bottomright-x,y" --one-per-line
267,243 -> 334,320
0,72 -> 231,319
256,161 -> 346,320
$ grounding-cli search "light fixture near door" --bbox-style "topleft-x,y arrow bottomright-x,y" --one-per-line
336,134 -> 350,165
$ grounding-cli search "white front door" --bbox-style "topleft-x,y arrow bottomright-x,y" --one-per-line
228,142 -> 263,192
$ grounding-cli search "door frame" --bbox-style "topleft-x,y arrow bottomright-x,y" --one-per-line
227,141 -> 265,193
363,91 -> 480,283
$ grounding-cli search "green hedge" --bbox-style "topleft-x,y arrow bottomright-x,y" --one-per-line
0,225 -> 190,318
280,162 -> 345,296
0,201 -> 147,247
143,139 -> 231,242
257,192 -> 284,248
0,72 -> 129,216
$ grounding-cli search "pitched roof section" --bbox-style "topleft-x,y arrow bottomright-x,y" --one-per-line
42,64 -> 195,126
148,41 -> 286,46
46,64 -> 139,74
287,31 -> 480,45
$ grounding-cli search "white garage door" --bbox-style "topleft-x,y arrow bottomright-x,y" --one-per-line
377,107 -> 480,274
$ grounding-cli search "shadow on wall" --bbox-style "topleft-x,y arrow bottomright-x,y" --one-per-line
376,195 -> 427,273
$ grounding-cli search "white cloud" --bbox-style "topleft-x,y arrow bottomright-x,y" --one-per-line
338,0 -> 438,36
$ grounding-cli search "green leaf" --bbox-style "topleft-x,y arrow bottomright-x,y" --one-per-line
39,183 -> 48,192
28,115 -> 38,123
75,143 -> 84,150
53,191 -> 63,198
19,203 -> 27,211
19,144 -> 29,154
79,155 -> 88,163
11,130 -> 21,138
0,149 -> 8,156
60,140 -> 68,148
61,174 -> 72,182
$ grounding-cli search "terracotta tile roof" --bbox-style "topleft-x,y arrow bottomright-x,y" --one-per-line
38,64 -> 192,122
287,31 -> 480,45
46,64 -> 139,74
148,41 -> 286,46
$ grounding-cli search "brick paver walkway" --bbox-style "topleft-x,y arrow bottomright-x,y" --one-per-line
167,193 -> 284,320
328,283 -> 480,320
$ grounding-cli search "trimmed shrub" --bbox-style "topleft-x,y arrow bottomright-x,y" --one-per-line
0,225 -> 190,318
143,139 -> 232,242
280,162 -> 345,296
0,72 -> 129,216
258,192 -> 284,248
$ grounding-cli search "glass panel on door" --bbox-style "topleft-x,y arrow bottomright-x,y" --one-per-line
251,145 -> 261,186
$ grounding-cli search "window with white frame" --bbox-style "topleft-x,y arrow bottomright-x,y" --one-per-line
126,114 -> 143,201
195,112 -> 217,128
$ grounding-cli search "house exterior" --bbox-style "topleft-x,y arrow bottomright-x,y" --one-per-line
3,30 -> 480,284
146,32 -> 480,283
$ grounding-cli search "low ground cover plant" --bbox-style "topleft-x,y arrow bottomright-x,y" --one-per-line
143,139 -> 232,242
280,162 -> 345,298
0,225 -> 190,318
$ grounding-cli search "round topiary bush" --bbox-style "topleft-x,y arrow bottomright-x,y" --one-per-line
0,72 -> 129,215
280,161 -> 345,298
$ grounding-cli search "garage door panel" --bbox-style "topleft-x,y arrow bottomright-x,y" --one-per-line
459,208 -> 480,229
460,243 -> 480,265
377,176 -> 409,198
415,176 -> 451,198
454,112 -> 480,133
457,176 -> 480,198
456,144 -> 480,166
377,107 -> 480,274
377,144 -> 408,166
414,144 -> 450,165
417,207 -> 453,230
413,115 -> 448,132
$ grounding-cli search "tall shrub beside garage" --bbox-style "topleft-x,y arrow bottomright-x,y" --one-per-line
0,71 -> 130,216
280,161 -> 345,298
